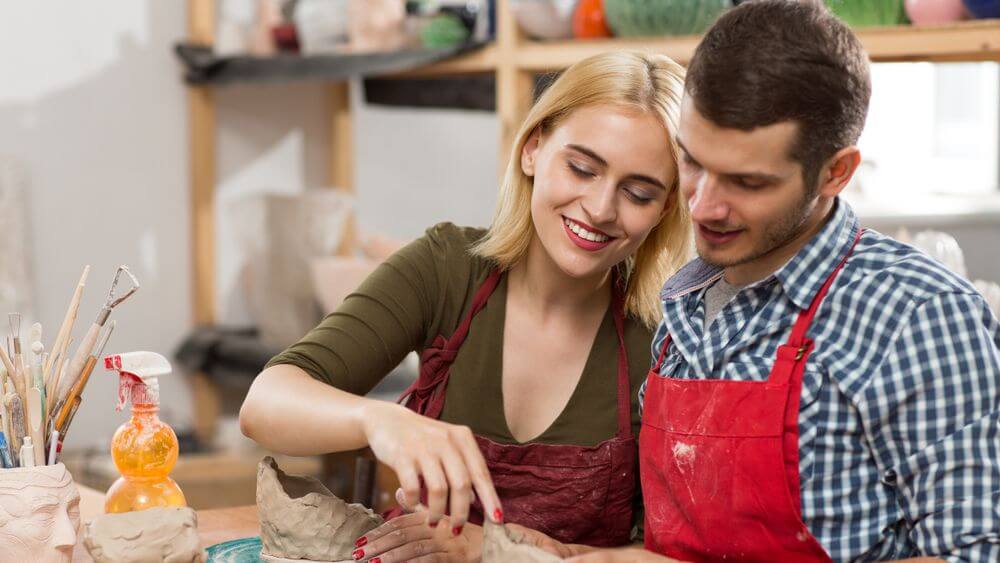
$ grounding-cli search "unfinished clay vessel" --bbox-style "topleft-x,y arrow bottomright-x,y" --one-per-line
482,520 -> 563,563
0,463 -> 80,563
257,456 -> 383,562
83,506 -> 204,562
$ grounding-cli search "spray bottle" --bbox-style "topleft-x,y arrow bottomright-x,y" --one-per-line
103,351 -> 187,513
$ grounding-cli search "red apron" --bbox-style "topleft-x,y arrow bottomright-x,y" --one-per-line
639,231 -> 861,562
392,269 -> 637,546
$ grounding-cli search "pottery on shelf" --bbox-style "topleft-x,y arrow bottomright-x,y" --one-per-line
963,0 -> 1000,18
905,0 -> 967,25
825,0 -> 908,27
604,0 -> 730,37
510,0 -> 578,40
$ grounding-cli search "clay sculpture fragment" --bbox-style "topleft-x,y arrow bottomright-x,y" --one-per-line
257,456 -> 383,562
82,506 -> 204,563
482,520 -> 563,563
0,463 -> 81,563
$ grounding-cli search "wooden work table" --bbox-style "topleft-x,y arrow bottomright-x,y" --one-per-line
73,485 -> 260,562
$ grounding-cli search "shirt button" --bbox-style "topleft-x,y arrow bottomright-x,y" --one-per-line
881,469 -> 898,486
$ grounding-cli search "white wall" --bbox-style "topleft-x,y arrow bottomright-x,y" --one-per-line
0,1 -> 192,449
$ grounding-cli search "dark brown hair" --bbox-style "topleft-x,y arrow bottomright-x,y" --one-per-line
686,0 -> 871,191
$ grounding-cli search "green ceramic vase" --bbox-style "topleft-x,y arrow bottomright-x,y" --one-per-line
825,0 -> 908,27
604,0 -> 731,37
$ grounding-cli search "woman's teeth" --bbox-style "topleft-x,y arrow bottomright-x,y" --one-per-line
564,218 -> 610,242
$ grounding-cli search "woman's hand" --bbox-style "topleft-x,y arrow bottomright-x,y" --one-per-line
354,512 -> 482,563
503,523 -> 582,559
566,548 -> 687,562
361,401 -> 503,529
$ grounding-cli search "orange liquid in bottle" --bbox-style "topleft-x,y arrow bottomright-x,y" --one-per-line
104,402 -> 186,513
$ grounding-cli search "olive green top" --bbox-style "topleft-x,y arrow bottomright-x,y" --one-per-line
267,222 -> 653,446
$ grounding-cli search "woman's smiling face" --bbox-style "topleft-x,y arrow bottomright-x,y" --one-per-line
522,104 -> 676,280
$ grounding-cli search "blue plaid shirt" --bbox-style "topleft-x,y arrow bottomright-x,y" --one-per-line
639,200 -> 1000,562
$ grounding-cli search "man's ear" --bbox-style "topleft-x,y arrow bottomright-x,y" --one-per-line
818,146 -> 861,198
521,128 -> 542,177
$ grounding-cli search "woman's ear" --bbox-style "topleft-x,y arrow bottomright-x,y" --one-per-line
520,128 -> 542,177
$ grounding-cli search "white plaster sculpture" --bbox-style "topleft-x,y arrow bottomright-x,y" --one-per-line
0,463 -> 80,563
348,0 -> 407,52
83,506 -> 205,563
258,456 -> 383,562
482,520 -> 563,563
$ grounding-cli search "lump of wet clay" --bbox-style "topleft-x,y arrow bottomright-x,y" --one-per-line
82,506 -> 205,563
257,456 -> 383,562
482,520 -> 562,563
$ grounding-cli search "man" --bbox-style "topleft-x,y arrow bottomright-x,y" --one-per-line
568,0 -> 1000,561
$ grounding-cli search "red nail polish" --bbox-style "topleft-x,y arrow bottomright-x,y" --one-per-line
371,559 -> 382,563
452,525 -> 464,536
352,548 -> 364,560
493,508 -> 504,523
429,519 -> 438,528
355,536 -> 368,548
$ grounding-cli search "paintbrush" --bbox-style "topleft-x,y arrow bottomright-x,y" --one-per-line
8,314 -> 24,399
31,342 -> 46,426
57,266 -> 138,408
26,386 -> 43,466
5,392 -> 25,464
56,396 -> 82,455
44,266 -> 90,382
47,337 -> 72,414
54,321 -> 114,434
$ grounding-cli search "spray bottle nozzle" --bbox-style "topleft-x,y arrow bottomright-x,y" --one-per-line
104,352 -> 171,410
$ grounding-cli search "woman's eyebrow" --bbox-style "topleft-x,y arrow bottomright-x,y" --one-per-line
567,144 -> 667,191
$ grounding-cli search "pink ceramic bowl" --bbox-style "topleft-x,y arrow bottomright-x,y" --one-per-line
905,0 -> 968,24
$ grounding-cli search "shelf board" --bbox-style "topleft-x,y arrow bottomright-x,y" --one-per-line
177,20 -> 1000,84
403,19 -> 1000,77
176,41 -> 492,85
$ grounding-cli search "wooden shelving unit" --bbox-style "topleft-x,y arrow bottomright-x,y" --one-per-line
184,0 -> 1000,334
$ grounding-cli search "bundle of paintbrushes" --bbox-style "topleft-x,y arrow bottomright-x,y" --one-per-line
0,265 -> 139,468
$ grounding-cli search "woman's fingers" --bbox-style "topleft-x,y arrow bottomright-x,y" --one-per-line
439,440 -> 474,533
356,515 -> 438,560
357,512 -> 425,546
367,536 -> 456,563
393,457 -> 423,514
453,427 -> 503,523
417,455 -> 450,525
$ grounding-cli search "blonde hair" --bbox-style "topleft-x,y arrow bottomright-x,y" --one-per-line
472,51 -> 691,328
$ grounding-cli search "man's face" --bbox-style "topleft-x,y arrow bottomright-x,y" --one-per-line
677,96 -> 823,275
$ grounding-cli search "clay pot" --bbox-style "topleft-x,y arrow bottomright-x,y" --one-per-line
905,0 -> 967,25
574,0 -> 612,38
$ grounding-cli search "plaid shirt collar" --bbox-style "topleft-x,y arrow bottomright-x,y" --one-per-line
661,198 -> 862,310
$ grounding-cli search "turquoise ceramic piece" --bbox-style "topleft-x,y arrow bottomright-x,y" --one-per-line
825,0 -> 908,27
604,0 -> 731,37
207,537 -> 263,563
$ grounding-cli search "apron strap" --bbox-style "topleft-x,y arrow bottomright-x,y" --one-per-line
449,268 -> 504,350
398,268 -> 504,413
787,228 -> 863,349
652,333 -> 673,373
770,228 -> 863,387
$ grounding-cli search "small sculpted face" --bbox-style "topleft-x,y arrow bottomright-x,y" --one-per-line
0,464 -> 81,563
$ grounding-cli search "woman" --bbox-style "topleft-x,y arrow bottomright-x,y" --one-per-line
240,50 -> 689,561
